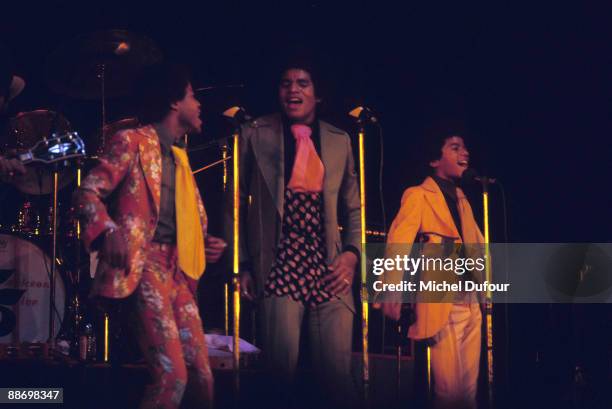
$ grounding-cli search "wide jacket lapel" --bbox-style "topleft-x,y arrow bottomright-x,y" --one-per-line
421,177 -> 461,240
319,121 -> 344,195
249,114 -> 285,217
457,189 -> 484,243
137,125 -> 162,217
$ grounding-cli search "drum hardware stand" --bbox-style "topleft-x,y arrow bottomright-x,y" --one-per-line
47,164 -> 60,350
48,157 -> 73,352
96,63 -> 107,155
67,161 -> 84,357
75,165 -> 83,348
96,63 -> 112,362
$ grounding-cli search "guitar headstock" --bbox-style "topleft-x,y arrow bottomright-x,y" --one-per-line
18,132 -> 86,165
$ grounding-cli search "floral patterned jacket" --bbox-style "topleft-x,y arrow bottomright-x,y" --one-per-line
73,125 -> 208,298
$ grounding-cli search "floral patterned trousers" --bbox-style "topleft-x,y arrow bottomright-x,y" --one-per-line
132,242 -> 213,409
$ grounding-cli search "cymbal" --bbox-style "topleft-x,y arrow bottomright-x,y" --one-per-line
88,117 -> 140,155
45,29 -> 163,100
1,110 -> 76,195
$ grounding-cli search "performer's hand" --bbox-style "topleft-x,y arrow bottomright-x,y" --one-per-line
323,251 -> 358,295
240,271 -> 256,301
205,235 -> 227,263
0,156 -> 26,177
100,228 -> 128,270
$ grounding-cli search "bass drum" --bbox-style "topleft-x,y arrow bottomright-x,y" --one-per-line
0,234 -> 65,343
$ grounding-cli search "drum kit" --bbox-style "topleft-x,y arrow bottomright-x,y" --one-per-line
0,30 -> 163,357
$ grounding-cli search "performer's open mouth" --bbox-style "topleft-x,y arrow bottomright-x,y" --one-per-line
286,97 -> 303,107
458,160 -> 468,168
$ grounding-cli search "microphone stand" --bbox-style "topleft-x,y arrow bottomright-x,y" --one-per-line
232,127 -> 240,392
191,156 -> 232,175
352,116 -> 370,404
480,177 -> 494,408
223,106 -> 249,396
349,106 -> 383,405
221,143 -> 230,338
465,172 -> 496,408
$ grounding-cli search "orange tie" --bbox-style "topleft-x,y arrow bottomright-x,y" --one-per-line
287,124 -> 325,192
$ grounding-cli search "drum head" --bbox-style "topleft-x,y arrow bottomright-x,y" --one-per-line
88,117 -> 139,156
0,234 -> 65,343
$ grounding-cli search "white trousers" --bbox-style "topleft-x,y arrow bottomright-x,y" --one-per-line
430,303 -> 482,409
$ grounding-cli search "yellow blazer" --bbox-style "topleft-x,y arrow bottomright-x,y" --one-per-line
385,176 -> 484,339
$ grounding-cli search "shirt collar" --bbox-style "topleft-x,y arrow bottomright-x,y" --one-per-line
281,115 -> 319,137
432,174 -> 459,202
153,123 -> 177,150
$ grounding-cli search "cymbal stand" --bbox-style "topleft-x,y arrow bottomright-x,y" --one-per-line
48,165 -> 60,349
67,162 -> 84,355
97,63 -> 107,154
95,63 -> 111,362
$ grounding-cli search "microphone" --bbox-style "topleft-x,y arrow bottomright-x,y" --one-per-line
114,41 -> 130,56
187,137 -> 231,153
461,168 -> 497,186
196,84 -> 245,92
223,106 -> 251,124
348,106 -> 378,124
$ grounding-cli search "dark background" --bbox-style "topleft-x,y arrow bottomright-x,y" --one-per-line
3,0 -> 611,241
1,1 -> 610,408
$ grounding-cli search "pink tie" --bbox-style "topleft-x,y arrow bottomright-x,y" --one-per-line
287,124 -> 325,192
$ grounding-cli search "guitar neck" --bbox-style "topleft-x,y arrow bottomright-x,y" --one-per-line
17,151 -> 35,165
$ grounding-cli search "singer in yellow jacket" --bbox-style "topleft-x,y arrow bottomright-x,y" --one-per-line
379,128 -> 484,409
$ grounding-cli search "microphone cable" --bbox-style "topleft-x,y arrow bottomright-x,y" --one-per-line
494,178 -> 511,390
375,122 -> 387,236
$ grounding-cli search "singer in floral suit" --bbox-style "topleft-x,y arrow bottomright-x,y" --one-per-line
74,64 -> 226,409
